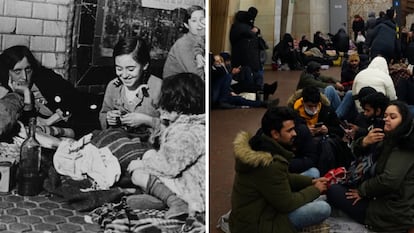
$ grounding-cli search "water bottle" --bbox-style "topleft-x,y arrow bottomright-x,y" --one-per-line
18,117 -> 42,196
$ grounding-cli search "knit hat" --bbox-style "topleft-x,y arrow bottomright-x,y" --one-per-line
353,86 -> 377,100
306,61 -> 321,73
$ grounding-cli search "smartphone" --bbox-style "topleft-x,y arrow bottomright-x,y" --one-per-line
373,118 -> 385,129
314,122 -> 324,128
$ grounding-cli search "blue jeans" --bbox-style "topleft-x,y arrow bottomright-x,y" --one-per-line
288,199 -> 331,229
324,87 -> 357,120
335,90 -> 357,121
301,167 -> 320,178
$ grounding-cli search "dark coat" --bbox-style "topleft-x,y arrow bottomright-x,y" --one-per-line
33,67 -> 101,137
289,120 -> 318,173
396,77 -> 414,105
229,131 -> 320,233
353,120 -> 414,232
332,28 -> 349,53
368,19 -> 399,62
229,11 -> 261,71
296,71 -> 338,90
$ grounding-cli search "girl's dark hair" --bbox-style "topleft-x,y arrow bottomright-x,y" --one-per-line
261,107 -> 297,137
113,37 -> 151,85
181,5 -> 204,34
302,86 -> 321,104
158,73 -> 205,114
113,37 -> 150,66
0,45 -> 40,89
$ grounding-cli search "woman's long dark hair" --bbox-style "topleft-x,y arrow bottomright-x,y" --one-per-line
0,45 -> 40,91
112,37 -> 151,86
158,73 -> 205,115
385,101 -> 414,148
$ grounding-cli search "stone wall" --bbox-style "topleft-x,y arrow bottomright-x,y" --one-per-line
0,0 -> 72,79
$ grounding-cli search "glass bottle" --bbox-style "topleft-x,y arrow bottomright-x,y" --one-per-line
18,117 -> 42,196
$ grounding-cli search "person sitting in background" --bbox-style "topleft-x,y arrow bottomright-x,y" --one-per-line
396,64 -> 414,114
298,35 -> 315,53
229,106 -> 331,233
210,53 -> 279,109
332,28 -> 350,54
0,45 -> 100,139
272,33 -> 303,71
352,56 -> 397,113
163,5 -> 205,80
340,53 -> 368,91
296,61 -> 356,121
327,101 -> 414,233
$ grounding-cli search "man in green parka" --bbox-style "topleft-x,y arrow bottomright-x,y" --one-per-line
229,106 -> 331,233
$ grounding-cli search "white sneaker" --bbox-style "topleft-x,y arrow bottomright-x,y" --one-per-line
280,63 -> 290,71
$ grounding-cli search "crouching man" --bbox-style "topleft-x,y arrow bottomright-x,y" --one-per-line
229,106 -> 331,233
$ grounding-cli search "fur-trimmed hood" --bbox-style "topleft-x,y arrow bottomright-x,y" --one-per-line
233,131 -> 294,173
286,89 -> 331,107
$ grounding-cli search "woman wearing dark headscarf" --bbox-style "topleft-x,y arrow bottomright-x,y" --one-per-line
273,33 -> 303,70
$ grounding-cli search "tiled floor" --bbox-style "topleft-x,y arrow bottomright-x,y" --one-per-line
0,190 -> 102,233
209,66 -> 342,232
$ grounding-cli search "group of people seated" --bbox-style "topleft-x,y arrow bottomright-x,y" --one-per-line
227,46 -> 414,232
0,6 -> 206,231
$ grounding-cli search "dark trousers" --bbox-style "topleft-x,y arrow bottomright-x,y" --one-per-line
326,184 -> 368,224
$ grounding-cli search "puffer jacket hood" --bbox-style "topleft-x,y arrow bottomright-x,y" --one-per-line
233,131 -> 294,173
368,56 -> 389,75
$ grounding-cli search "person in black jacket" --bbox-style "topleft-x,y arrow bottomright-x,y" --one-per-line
0,45 -> 101,138
367,8 -> 400,63
273,33 -> 303,70
332,28 -> 349,54
229,9 -> 263,87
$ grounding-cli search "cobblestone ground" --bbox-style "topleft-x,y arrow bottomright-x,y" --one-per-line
0,190 -> 102,233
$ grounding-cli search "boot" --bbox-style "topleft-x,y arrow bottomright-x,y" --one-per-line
261,98 -> 280,109
263,81 -> 278,100
146,175 -> 188,220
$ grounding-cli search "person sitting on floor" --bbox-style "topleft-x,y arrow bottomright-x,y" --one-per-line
211,53 -> 279,109
352,55 -> 397,113
296,61 -> 357,121
0,45 -> 101,139
327,101 -> 414,233
127,73 -> 205,218
289,86 -> 353,175
340,53 -> 368,91
272,33 -> 303,71
229,106 -> 331,233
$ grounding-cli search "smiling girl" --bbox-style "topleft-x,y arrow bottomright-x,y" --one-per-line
99,37 -> 162,140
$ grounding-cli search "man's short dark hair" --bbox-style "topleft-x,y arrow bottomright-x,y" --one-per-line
360,92 -> 390,114
302,86 -> 321,104
261,107 -> 297,136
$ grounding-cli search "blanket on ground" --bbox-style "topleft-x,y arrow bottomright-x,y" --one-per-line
88,199 -> 205,233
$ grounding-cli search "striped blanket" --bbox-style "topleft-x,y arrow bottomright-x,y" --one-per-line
88,199 -> 205,233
